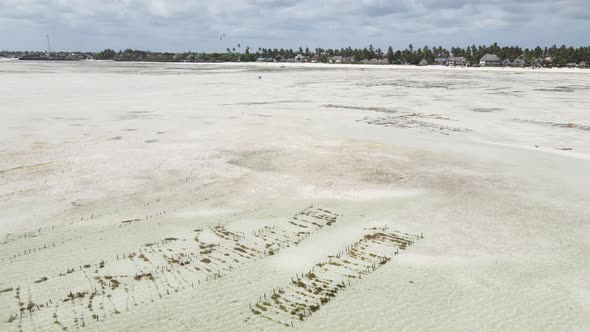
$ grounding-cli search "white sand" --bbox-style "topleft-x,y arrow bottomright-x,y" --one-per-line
0,61 -> 589,331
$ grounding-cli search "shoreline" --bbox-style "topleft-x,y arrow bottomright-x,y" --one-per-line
3,58 -> 590,74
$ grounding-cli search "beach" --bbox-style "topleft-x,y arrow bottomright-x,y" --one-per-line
0,61 -> 589,331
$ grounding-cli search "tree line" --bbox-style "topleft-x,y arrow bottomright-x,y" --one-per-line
6,42 -> 589,66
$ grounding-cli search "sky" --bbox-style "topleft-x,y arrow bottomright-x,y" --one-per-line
0,0 -> 589,52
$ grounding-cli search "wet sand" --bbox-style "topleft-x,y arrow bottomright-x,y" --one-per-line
0,61 -> 589,331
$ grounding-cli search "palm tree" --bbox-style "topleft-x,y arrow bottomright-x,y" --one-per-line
386,46 -> 394,63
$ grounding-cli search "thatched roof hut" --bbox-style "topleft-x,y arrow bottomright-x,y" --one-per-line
479,54 -> 501,66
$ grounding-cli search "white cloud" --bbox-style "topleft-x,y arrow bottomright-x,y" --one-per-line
0,0 -> 588,51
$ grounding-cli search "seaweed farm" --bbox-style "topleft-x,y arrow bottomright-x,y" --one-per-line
247,228 -> 421,326
0,207 -> 341,331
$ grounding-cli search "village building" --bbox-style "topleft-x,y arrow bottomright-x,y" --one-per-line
418,59 -> 429,66
447,56 -> 467,66
367,58 -> 387,64
532,58 -> 544,67
434,57 -> 447,65
479,54 -> 501,66
512,57 -> 526,66
330,56 -> 344,63
294,54 -> 309,62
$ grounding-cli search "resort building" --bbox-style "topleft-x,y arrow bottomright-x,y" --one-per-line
479,54 -> 501,66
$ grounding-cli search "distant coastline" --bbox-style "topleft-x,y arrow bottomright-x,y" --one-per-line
2,43 -> 589,68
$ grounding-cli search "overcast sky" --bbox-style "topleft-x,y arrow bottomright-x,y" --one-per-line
1,0 -> 588,52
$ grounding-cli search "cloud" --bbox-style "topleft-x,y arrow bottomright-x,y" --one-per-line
0,0 -> 588,51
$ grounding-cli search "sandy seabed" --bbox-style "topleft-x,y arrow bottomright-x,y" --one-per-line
0,61 -> 589,331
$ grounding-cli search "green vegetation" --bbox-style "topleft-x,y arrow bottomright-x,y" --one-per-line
3,42 -> 588,66
92,43 -> 590,66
